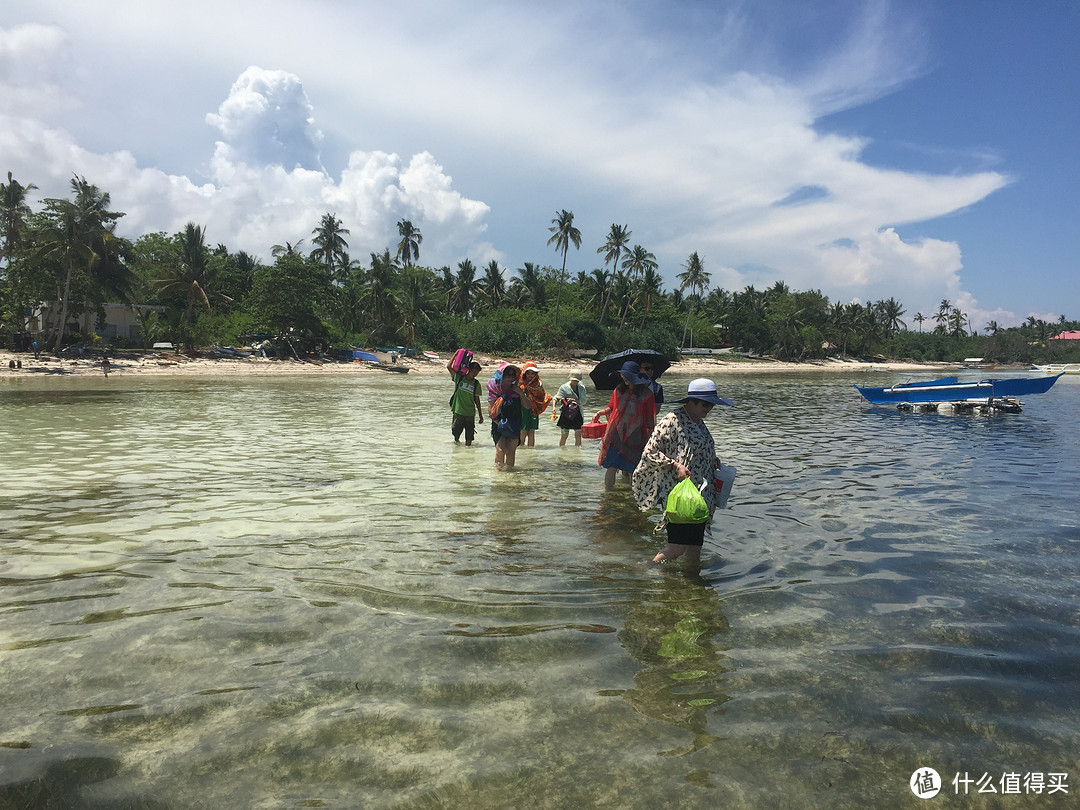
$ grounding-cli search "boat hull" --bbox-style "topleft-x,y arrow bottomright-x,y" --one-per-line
854,373 -> 1064,404
1032,363 -> 1080,375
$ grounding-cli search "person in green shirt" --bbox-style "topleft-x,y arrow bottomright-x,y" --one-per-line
448,360 -> 484,445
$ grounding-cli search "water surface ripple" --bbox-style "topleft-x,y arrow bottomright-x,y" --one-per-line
1,372 -> 1078,808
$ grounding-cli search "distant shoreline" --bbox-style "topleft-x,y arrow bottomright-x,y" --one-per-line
1,348 -> 974,381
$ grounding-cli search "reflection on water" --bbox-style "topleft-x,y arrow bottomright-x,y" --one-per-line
1,372 -> 1079,807
616,572 -> 732,758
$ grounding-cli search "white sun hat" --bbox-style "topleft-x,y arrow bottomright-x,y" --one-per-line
675,378 -> 735,407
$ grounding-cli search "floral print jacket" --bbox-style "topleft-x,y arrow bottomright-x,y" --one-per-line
632,409 -> 719,525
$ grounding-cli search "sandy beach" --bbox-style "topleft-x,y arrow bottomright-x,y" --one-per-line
1,348 -> 954,380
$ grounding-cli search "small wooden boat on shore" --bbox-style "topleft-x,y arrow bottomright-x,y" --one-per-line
210,345 -> 251,359
377,346 -> 419,357
854,373 -> 1064,405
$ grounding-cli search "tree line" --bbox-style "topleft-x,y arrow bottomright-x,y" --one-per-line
2,172 -> 1077,364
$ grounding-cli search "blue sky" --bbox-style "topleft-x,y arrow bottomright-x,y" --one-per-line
1,0 -> 1076,329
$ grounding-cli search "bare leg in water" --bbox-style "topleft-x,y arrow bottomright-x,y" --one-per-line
653,543 -> 702,564
496,436 -> 519,470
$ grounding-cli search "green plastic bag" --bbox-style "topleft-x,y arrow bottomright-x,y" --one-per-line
664,477 -> 709,524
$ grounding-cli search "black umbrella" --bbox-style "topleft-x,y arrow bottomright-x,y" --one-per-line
589,349 -> 671,391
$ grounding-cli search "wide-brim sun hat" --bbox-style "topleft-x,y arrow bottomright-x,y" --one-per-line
675,378 -> 735,407
568,370 -> 582,381
611,360 -> 651,386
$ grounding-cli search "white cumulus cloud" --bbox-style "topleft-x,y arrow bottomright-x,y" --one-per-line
206,67 -> 324,173
0,22 -> 74,117
1,54 -> 491,267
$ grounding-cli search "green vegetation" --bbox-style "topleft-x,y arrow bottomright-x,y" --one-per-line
2,171 -> 1078,364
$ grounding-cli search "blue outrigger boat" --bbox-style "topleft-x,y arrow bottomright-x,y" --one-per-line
854,373 -> 1064,405
340,349 -> 381,363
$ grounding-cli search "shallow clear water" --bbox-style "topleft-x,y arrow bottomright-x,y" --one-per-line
1,371 -> 1078,808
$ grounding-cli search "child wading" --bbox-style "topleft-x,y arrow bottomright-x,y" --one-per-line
487,363 -> 532,470
447,359 -> 484,445
518,362 -> 552,447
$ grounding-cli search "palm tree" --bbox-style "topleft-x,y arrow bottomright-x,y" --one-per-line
504,283 -> 530,310
619,245 -> 657,329
826,301 -> 852,358
37,176 -> 127,351
362,249 -> 400,332
154,223 -> 231,347
703,288 -> 734,341
133,305 -> 161,349
584,269 -> 611,322
398,265 -> 434,349
636,266 -> 664,331
730,285 -> 768,353
879,297 -> 906,337
913,312 -> 926,333
547,209 -> 581,327
81,227 -> 135,338
948,307 -> 967,339
512,262 -> 547,310
0,171 -> 37,267
852,302 -> 880,350
478,259 -> 506,311
271,240 -> 305,258
310,213 -> 350,282
437,266 -> 455,314
229,250 -> 261,299
597,224 -> 630,323
677,251 -> 710,348
597,223 -> 631,269
609,272 -> 633,330
396,219 -> 422,267
452,259 -> 478,319
984,320 -> 1000,335
331,256 -> 366,336
765,280 -> 790,300
766,294 -> 808,360
933,299 -> 951,334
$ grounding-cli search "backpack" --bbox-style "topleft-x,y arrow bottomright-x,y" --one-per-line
450,348 -> 473,375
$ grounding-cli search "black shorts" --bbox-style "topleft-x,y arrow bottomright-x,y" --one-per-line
557,403 -> 584,430
665,521 -> 706,547
452,413 -> 475,442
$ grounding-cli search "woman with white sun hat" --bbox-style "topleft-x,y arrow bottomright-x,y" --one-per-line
632,378 -> 735,563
